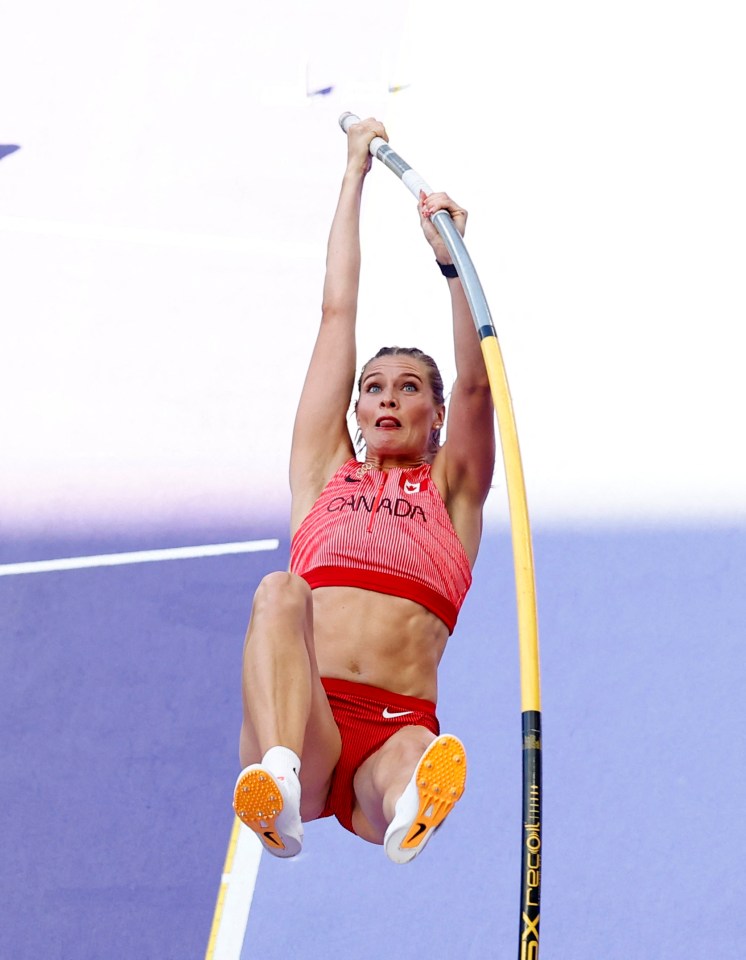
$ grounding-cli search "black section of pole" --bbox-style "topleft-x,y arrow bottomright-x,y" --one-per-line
519,711 -> 542,959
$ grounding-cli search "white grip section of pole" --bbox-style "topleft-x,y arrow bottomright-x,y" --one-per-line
401,169 -> 433,199
338,112 -> 379,147
339,112 -> 387,154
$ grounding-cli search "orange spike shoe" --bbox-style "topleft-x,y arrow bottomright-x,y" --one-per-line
233,765 -> 303,858
384,734 -> 467,864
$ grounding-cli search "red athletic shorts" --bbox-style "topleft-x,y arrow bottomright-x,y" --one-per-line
318,677 -> 440,834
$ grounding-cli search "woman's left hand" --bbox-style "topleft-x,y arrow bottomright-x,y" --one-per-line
418,191 -> 468,265
346,117 -> 388,176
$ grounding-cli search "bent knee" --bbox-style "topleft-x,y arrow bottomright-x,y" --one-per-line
362,725 -> 436,787
252,571 -> 311,617
381,724 -> 435,761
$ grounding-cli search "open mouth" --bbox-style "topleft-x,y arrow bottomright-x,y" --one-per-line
375,416 -> 401,428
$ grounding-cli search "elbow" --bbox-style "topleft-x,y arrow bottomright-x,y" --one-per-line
320,296 -> 357,325
458,378 -> 492,398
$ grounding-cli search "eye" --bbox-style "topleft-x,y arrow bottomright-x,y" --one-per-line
402,382 -> 418,392
366,383 -> 381,393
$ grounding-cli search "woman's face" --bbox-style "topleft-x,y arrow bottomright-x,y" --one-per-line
356,356 -> 444,461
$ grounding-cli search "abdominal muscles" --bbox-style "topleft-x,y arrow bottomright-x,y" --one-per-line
310,586 -> 449,701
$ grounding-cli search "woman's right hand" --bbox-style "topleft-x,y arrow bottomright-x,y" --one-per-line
346,117 -> 388,176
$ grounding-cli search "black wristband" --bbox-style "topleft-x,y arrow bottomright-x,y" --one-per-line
437,261 -> 458,278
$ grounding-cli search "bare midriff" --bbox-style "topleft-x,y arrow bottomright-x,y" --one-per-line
310,585 -> 449,703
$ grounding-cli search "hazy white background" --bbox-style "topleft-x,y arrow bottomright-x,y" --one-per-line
2,0 -> 744,534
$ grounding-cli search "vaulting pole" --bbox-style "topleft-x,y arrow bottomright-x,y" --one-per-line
339,112 -> 542,959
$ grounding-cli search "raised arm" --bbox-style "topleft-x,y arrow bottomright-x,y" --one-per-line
422,192 -> 496,559
289,118 -> 388,529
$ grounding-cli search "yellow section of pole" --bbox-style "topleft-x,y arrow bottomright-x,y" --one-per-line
479,335 -> 541,712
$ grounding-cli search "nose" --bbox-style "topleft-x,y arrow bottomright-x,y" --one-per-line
379,396 -> 397,408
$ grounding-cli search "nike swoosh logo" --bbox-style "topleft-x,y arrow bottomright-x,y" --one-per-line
382,708 -> 415,719
407,822 -> 427,843
344,475 -> 361,482
263,831 -> 282,846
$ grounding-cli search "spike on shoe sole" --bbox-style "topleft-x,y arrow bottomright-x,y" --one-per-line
400,734 -> 467,854
233,767 -> 300,857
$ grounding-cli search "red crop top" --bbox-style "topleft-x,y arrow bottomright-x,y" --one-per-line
289,459 -> 472,633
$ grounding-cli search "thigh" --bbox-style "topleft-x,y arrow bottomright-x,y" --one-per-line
239,574 -> 342,820
298,673 -> 343,820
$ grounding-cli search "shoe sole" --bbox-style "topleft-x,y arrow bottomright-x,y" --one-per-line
389,734 -> 467,863
232,767 -> 300,857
